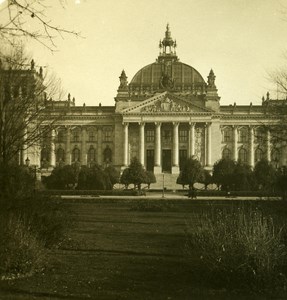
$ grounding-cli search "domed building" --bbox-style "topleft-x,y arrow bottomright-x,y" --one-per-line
20,25 -> 286,185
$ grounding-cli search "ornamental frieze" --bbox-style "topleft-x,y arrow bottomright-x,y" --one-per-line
141,97 -> 191,113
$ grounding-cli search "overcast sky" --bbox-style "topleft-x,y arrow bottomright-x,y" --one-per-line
3,0 -> 287,106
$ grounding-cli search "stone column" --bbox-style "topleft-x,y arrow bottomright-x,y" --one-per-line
206,122 -> 212,166
66,126 -> 71,164
139,122 -> 145,166
50,129 -> 56,167
97,126 -> 102,165
249,126 -> 254,167
233,126 -> 238,161
172,122 -> 179,173
81,127 -> 87,165
154,122 -> 162,173
267,129 -> 271,162
189,122 -> 195,157
123,123 -> 129,166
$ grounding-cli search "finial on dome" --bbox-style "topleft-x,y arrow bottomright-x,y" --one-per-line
160,23 -> 176,55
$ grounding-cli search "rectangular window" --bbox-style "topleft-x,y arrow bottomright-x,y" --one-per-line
72,131 -> 80,142
57,131 -> 65,143
223,129 -> 231,142
103,128 -> 112,142
179,130 -> 188,142
163,130 -> 172,142
146,130 -> 155,142
89,131 -> 96,142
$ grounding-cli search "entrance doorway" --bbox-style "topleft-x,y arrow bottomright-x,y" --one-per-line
146,149 -> 154,172
162,150 -> 172,173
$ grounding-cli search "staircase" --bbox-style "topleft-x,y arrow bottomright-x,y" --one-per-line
150,173 -> 180,190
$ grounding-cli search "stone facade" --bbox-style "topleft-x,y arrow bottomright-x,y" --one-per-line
21,25 -> 287,174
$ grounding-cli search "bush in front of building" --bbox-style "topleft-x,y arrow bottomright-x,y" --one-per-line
43,164 -> 79,189
254,159 -> 277,191
177,157 -> 204,191
212,158 -> 236,191
120,157 -> 146,190
0,162 -> 35,201
143,171 -> 156,189
77,164 -> 112,190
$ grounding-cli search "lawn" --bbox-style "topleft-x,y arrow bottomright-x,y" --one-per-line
0,198 -> 287,300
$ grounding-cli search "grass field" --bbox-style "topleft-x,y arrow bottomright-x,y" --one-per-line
0,198 -> 287,300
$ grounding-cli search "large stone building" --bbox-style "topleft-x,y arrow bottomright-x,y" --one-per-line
21,25 -> 286,180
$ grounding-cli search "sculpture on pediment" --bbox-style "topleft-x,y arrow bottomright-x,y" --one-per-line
141,98 -> 191,113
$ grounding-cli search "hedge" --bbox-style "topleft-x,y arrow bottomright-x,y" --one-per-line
39,189 -> 139,196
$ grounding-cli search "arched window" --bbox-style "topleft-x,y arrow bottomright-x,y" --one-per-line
103,146 -> 112,163
238,127 -> 248,143
271,148 -> 280,168
238,148 -> 248,164
255,148 -> 264,163
72,147 -> 81,162
222,148 -> 231,159
56,147 -> 65,162
87,146 -> 96,163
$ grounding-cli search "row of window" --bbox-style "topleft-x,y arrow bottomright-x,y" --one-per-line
222,148 -> 280,164
56,129 -> 112,143
41,146 -> 112,164
222,128 -> 265,143
146,130 -> 188,142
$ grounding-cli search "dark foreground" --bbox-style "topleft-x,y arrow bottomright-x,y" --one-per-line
0,198 -> 287,300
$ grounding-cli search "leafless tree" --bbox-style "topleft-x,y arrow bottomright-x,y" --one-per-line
0,0 -> 80,51
0,45 -> 64,165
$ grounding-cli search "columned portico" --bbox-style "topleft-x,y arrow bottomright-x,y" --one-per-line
172,122 -> 179,174
123,122 -> 129,166
154,122 -> 162,173
139,122 -> 145,166
249,126 -> 254,167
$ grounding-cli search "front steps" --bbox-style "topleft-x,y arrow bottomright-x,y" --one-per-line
150,173 -> 181,190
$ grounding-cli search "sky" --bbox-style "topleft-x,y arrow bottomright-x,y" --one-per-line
1,0 -> 287,107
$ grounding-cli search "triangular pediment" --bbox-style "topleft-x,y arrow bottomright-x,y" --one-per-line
121,92 -> 212,114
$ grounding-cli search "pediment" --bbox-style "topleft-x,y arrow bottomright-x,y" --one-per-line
122,92 -> 211,114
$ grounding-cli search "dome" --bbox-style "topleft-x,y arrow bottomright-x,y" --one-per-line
129,61 -> 206,93
127,24 -> 207,99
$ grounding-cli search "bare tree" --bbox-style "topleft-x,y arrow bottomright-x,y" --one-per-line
0,0 -> 80,51
0,45 -> 63,165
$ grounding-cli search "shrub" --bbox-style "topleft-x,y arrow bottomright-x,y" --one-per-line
185,205 -> 287,292
0,163 -> 35,200
0,213 -> 47,279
